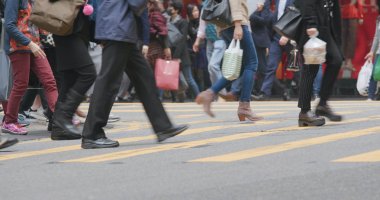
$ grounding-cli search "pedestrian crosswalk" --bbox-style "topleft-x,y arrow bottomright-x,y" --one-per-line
1,101 -> 380,164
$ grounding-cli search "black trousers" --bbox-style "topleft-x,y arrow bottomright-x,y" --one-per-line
58,64 -> 96,102
82,41 -> 173,140
298,35 -> 343,110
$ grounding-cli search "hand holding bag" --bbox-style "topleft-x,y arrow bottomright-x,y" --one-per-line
273,6 -> 302,40
201,0 -> 233,27
374,56 -> 380,81
303,36 -> 326,65
222,39 -> 243,80
0,20 -> 12,101
30,0 -> 80,36
356,60 -> 373,96
155,59 -> 180,90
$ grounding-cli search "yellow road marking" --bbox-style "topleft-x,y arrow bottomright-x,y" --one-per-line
190,126 -> 380,163
61,116 -> 378,163
334,150 -> 380,162
0,122 -> 266,161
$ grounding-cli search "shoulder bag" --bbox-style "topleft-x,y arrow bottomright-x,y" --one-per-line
201,0 -> 233,27
273,6 -> 302,40
30,0 -> 80,36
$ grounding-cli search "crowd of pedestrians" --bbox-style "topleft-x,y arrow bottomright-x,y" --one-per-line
0,0 -> 380,150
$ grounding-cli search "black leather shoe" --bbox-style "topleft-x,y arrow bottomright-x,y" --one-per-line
298,111 -> 325,127
315,105 -> 342,122
157,124 -> 188,143
51,123 -> 82,140
252,92 -> 268,101
0,138 -> 18,149
81,138 -> 119,149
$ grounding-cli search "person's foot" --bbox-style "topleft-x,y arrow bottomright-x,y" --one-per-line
17,114 -> 30,127
282,89 -> 291,101
315,105 -> 342,122
156,124 -> 188,143
219,92 -> 238,102
1,123 -> 28,135
252,92 -> 268,101
0,137 -> 18,149
51,123 -> 82,140
81,137 -> 119,149
108,114 -> 120,123
298,111 -> 325,127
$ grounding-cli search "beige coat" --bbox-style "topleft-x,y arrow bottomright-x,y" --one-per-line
218,0 -> 250,30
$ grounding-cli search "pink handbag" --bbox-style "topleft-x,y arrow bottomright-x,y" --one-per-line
155,59 -> 180,90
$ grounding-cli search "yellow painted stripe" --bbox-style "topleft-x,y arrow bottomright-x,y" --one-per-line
61,116 -> 378,163
0,121 -> 267,161
334,150 -> 380,162
63,123 -> 296,163
190,126 -> 380,163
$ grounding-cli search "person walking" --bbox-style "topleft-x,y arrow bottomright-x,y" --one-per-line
196,0 -> 263,121
51,0 -> 97,140
295,0 -> 344,127
252,0 -> 294,101
81,0 -> 188,149
2,0 -> 58,135
249,0 -> 272,97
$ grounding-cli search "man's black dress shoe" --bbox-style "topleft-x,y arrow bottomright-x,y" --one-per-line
51,123 -> 82,140
298,111 -> 325,127
157,124 -> 188,143
81,138 -> 119,149
315,105 -> 342,122
0,138 -> 18,149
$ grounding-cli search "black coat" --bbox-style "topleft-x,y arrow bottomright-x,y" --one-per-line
250,8 -> 272,48
294,0 -> 342,51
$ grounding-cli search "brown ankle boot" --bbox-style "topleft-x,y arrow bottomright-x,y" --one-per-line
195,89 -> 215,117
237,102 -> 263,121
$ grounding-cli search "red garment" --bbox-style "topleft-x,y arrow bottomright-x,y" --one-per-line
10,2 -> 42,53
339,0 -> 364,19
4,53 -> 57,123
352,1 -> 378,78
149,10 -> 168,36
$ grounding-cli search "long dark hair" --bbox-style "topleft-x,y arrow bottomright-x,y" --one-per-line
186,4 -> 199,20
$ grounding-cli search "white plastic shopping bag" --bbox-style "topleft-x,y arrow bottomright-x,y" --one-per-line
303,36 -> 326,65
356,60 -> 373,96
222,39 -> 243,80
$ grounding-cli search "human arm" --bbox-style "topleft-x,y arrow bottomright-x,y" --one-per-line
365,19 -> 380,61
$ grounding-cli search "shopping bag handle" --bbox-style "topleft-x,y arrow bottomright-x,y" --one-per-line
228,39 -> 241,50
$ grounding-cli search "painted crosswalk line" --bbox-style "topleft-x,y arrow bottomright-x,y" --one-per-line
61,116 -> 378,163
190,123 -> 380,163
334,150 -> 380,163
0,120 -> 274,161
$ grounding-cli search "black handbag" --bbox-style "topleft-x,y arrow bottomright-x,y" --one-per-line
201,0 -> 233,27
273,6 -> 302,40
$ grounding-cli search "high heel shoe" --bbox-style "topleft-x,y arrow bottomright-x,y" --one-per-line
237,102 -> 263,122
195,89 -> 216,117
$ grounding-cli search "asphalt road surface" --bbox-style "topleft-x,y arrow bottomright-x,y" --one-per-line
1,100 -> 380,200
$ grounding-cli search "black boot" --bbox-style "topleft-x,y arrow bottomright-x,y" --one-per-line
53,89 -> 84,135
44,109 -> 53,132
298,111 -> 325,127
51,122 -> 82,140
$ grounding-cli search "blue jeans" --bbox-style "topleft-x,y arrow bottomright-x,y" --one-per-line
313,65 -> 323,96
211,26 -> 258,102
182,63 -> 200,96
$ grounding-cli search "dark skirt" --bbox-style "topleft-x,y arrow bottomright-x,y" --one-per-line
53,34 -> 93,72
